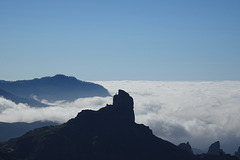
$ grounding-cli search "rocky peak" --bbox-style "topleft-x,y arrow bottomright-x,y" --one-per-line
207,141 -> 225,155
113,89 -> 135,122
113,90 -> 133,109
74,89 -> 135,124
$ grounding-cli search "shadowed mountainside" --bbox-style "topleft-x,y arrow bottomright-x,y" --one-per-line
0,74 -> 110,102
0,90 -> 193,160
0,121 -> 58,142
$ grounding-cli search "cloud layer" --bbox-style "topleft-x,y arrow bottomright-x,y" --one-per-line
0,96 -> 112,123
1,81 -> 240,154
97,81 -> 240,154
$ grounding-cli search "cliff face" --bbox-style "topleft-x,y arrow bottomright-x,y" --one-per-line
0,90 -> 193,160
207,141 -> 225,156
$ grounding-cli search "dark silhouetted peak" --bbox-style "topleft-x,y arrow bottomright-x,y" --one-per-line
235,147 -> 240,159
53,74 -> 74,79
178,142 -> 193,154
113,90 -> 133,108
35,74 -> 84,86
207,141 -> 225,155
0,90 -> 194,160
48,74 -> 78,83
112,89 -> 134,122
74,90 -> 135,125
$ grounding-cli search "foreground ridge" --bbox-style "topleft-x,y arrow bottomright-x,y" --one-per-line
0,90 -> 193,160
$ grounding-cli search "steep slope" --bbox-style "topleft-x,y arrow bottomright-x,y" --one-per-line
0,121 -> 58,142
0,88 -> 46,107
0,74 -> 110,102
0,90 -> 193,160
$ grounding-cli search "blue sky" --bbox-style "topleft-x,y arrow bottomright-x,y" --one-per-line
1,0 -> 240,81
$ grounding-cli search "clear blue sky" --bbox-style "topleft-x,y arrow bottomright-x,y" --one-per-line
1,0 -> 240,81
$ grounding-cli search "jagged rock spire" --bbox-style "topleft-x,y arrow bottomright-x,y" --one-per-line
113,89 -> 135,123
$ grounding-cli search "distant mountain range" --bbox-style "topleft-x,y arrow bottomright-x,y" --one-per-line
0,74 -> 110,151
0,74 -> 110,105
0,88 -> 46,107
0,90 -> 193,160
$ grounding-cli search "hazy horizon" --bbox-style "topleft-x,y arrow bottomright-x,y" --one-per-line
2,74 -> 240,82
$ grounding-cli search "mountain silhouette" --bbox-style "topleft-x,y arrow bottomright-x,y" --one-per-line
0,90 -> 193,160
194,141 -> 238,160
207,141 -> 225,156
0,74 -> 110,102
0,121 -> 58,142
178,142 -> 193,154
0,88 -> 46,107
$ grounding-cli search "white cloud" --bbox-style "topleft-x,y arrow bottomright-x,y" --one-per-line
1,81 -> 240,154
0,96 -> 112,123
0,97 -> 17,112
97,81 -> 240,154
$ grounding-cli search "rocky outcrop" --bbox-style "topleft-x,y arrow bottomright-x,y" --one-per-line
112,89 -> 135,122
207,141 -> 225,155
178,142 -> 193,154
235,147 -> 240,159
0,90 -> 193,160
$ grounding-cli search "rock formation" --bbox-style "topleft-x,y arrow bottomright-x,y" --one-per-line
207,141 -> 225,155
0,90 -> 193,160
178,142 -> 193,154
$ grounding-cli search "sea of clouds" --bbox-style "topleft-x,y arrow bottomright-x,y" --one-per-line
0,81 -> 240,154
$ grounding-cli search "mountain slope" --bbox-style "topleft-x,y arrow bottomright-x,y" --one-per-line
0,74 -> 110,102
0,121 -> 58,142
0,90 -> 193,160
0,88 -> 46,107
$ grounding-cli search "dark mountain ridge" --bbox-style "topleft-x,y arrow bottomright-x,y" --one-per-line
0,74 -> 110,102
0,121 -> 58,142
0,90 -> 193,160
